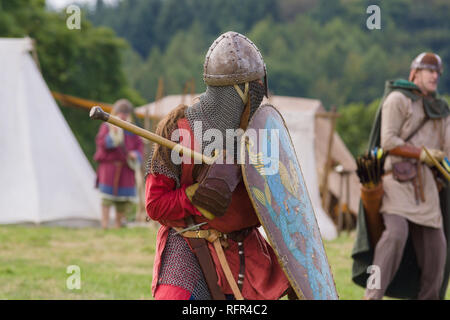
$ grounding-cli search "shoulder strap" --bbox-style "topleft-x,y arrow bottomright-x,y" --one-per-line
404,114 -> 429,143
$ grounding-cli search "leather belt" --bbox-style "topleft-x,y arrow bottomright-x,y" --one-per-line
228,227 -> 253,242
175,228 -> 227,246
180,217 -> 225,300
175,226 -> 253,300
176,227 -> 253,246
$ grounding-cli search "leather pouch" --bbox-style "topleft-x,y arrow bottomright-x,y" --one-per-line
392,161 -> 417,182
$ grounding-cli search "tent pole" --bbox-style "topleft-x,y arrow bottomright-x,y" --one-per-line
319,106 -> 339,216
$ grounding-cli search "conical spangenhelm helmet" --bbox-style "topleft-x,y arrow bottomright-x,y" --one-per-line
203,31 -> 267,95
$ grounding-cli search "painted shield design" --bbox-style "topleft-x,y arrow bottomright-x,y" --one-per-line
241,104 -> 338,300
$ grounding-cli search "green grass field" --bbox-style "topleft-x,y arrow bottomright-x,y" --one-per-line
0,225 -> 448,300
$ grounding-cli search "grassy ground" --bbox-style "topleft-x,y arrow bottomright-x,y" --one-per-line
0,225 -> 156,299
0,225 -> 448,300
323,232 -> 365,300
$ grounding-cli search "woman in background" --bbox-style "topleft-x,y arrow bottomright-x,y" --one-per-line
94,99 -> 143,229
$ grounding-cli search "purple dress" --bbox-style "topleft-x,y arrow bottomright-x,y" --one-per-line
94,123 -> 144,201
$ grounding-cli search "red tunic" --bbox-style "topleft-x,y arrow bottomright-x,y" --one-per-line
94,123 -> 143,198
146,118 -> 289,300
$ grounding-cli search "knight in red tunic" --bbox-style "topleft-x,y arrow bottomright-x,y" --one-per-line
145,31 -> 291,300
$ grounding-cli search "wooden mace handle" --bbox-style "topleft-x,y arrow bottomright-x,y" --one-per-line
89,106 -> 216,165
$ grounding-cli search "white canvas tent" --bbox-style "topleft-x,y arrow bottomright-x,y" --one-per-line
0,38 -> 101,227
135,94 -> 361,240
264,96 -> 361,238
264,96 -> 338,240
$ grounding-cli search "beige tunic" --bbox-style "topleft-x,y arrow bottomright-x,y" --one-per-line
380,91 -> 450,228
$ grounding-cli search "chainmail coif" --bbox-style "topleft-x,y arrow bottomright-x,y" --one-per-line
185,80 -> 265,153
146,80 -> 265,186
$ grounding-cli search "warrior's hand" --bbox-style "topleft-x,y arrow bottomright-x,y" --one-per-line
389,145 -> 446,167
188,152 -> 242,218
420,148 -> 446,166
185,183 -> 215,220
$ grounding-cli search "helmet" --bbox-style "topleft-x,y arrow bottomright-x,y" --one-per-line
410,52 -> 443,74
203,31 -> 268,96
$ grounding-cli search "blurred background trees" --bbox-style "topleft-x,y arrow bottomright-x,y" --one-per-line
0,0 -> 143,163
1,0 -> 449,161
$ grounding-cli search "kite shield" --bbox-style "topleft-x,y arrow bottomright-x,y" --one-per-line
241,104 -> 338,300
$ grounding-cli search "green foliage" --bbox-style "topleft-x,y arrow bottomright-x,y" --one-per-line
130,23 -> 209,101
2,0 -> 449,161
89,0 -> 449,156
0,0 -> 145,165
336,99 -> 380,157
107,0 -> 449,106
89,0 -> 280,57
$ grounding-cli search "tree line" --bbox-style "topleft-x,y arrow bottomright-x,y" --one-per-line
1,0 -> 448,162
89,0 -> 449,156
